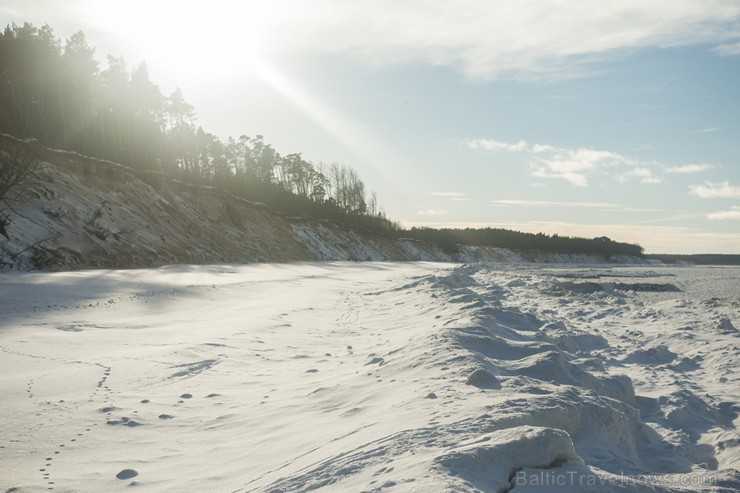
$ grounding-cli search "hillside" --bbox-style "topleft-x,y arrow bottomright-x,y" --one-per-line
0,138 -> 646,271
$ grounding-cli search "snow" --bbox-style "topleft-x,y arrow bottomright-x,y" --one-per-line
1,263 -> 738,492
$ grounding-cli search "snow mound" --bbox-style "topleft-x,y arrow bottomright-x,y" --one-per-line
623,344 -> 678,365
507,350 -> 636,405
538,321 -> 610,354
434,426 -> 583,492
465,368 -> 502,388
717,317 -> 737,334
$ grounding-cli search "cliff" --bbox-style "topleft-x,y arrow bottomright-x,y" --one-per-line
0,138 -> 642,270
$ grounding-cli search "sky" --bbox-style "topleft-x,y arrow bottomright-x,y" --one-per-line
2,0 -> 740,254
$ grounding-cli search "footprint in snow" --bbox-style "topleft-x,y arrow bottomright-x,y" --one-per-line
106,417 -> 142,427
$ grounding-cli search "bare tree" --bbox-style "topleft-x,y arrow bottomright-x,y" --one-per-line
0,139 -> 43,238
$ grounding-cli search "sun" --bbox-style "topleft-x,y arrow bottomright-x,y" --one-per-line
82,0 -> 288,84
79,0 -> 403,198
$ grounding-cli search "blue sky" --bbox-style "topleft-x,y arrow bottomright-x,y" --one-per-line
3,0 -> 739,253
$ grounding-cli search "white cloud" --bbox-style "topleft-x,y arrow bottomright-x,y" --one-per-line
632,212 -> 704,224
714,41 -> 740,56
493,199 -> 616,208
432,192 -> 465,197
470,138 -> 642,187
708,206 -> 740,220
689,181 -> 740,198
491,200 -> 660,212
533,147 -> 635,187
531,144 -> 557,154
466,139 -> 527,152
619,167 -> 663,184
7,0 -> 740,84
694,127 -> 723,134
287,0 -> 740,80
531,168 -> 589,187
417,209 -> 448,216
665,164 -> 715,174
432,192 -> 472,202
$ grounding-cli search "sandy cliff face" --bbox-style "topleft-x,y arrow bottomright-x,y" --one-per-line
0,147 -> 455,270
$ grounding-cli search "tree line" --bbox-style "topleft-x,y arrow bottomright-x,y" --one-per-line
400,228 -> 644,258
0,22 -> 394,232
1,22 -> 646,257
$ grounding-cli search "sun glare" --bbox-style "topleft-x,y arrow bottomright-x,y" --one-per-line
79,0 -> 402,195
83,0 -> 287,83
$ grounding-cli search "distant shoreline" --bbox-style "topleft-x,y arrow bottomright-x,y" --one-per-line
645,254 -> 740,266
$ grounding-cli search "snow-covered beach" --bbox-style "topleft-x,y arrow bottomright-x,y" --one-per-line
1,262 -> 738,492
